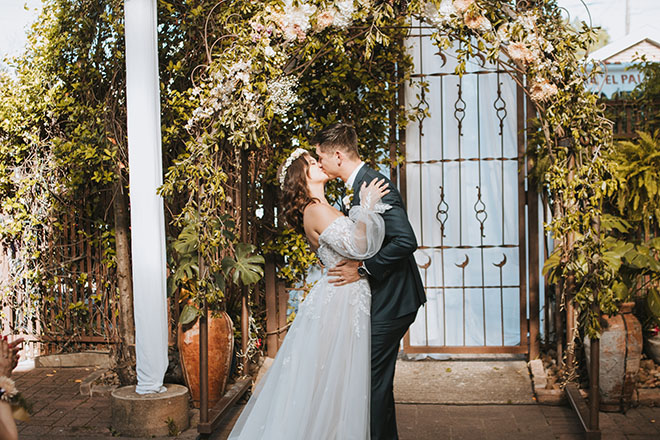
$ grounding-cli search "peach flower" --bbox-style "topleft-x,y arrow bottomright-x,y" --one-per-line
507,41 -> 538,64
453,0 -> 475,14
315,9 -> 336,31
464,13 -> 491,31
530,77 -> 558,102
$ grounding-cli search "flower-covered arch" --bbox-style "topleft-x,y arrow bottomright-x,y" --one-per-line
160,0 -> 614,341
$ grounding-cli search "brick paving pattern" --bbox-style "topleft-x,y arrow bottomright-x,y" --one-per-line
395,404 -> 660,440
13,366 -> 113,439
8,366 -> 660,439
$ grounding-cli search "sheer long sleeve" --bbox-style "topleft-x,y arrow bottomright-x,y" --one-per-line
321,187 -> 390,261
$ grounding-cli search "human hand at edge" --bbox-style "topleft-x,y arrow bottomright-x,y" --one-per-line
8,338 -> 23,371
0,338 -> 14,378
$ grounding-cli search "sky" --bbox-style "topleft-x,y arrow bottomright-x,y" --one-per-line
0,0 -> 42,62
1,0 -> 660,62
556,0 -> 660,40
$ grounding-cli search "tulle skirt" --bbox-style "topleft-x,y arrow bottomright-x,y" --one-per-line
228,276 -> 371,439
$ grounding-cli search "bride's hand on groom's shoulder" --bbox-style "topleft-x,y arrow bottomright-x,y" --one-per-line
360,178 -> 390,210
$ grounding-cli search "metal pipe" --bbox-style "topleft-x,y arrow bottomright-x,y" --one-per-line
198,171 -> 209,425
200,300 -> 209,423
566,285 -> 575,368
556,278 -> 564,366
589,336 -> 600,431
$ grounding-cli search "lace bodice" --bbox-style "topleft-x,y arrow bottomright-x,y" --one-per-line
317,202 -> 391,268
317,217 -> 357,268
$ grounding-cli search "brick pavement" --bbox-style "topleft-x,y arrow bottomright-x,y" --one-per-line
12,366 -> 199,440
395,404 -> 660,440
13,366 -> 113,439
209,403 -> 660,440
8,366 -> 660,439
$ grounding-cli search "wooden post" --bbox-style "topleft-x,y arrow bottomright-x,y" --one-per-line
527,98 -> 540,359
240,148 -> 250,374
565,276 -> 576,368
277,282 -> 288,348
263,184 -> 278,358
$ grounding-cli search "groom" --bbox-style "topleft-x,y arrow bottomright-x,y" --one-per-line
313,123 -> 426,440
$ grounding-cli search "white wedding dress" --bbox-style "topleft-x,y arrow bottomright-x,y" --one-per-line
228,194 -> 389,440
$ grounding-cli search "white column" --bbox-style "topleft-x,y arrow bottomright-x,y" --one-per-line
124,0 -> 168,394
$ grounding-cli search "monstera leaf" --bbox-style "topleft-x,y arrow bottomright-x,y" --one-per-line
222,243 -> 265,286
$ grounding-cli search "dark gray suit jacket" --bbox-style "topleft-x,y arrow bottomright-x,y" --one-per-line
351,165 -> 426,321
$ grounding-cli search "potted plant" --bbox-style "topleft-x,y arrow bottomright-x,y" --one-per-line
170,219 -> 264,407
606,131 -> 660,364
577,215 -> 644,411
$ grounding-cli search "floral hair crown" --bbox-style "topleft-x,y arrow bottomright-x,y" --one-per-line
279,148 -> 308,189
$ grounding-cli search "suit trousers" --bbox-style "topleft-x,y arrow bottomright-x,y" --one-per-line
370,312 -> 417,440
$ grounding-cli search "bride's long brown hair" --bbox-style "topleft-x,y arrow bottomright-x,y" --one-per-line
279,152 -> 318,234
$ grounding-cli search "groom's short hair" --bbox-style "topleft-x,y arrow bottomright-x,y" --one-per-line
312,123 -> 359,159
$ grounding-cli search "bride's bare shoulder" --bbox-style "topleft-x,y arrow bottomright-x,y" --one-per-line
303,202 -> 340,220
303,203 -> 342,235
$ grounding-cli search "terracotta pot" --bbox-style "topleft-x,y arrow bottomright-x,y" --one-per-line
584,302 -> 642,412
178,311 -> 234,407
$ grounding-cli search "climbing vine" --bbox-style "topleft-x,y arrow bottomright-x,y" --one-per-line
162,0 -> 615,338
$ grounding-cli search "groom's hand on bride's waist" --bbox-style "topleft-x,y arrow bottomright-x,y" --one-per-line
328,259 -> 361,286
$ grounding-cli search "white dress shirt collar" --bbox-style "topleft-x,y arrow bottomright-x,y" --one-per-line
346,162 -> 365,188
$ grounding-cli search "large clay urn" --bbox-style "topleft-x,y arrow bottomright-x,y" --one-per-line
178,311 -> 234,407
584,302 -> 642,412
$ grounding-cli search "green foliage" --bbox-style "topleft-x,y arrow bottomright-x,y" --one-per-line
158,0 -> 618,339
597,130 -> 660,331
160,0 -> 415,291
264,228 -> 318,284
0,0 -> 621,343
608,131 -> 660,236
222,244 -> 266,286
0,0 -> 223,337
0,0 -> 127,339
179,304 -> 200,326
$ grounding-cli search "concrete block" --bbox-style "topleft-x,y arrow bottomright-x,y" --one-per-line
91,384 -> 119,397
637,388 -> 660,406
79,368 -> 106,396
529,359 -> 548,388
35,351 -> 111,368
111,384 -> 189,437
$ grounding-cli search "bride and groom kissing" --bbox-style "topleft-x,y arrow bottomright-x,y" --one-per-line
229,123 -> 426,439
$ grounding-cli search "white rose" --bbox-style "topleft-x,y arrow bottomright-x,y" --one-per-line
264,46 -> 276,58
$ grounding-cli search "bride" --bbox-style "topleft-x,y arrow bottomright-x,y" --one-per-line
228,148 -> 390,439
